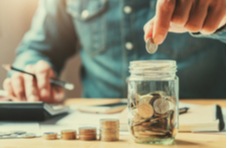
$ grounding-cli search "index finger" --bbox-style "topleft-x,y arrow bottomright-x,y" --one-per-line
35,61 -> 53,99
153,0 -> 176,44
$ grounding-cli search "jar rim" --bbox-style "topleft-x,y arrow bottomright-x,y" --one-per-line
130,60 -> 176,65
129,60 -> 177,80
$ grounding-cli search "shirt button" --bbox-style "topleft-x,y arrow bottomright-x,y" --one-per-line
123,6 -> 132,14
81,10 -> 90,20
125,42 -> 134,50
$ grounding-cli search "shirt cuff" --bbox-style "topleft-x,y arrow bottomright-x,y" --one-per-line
190,26 -> 226,43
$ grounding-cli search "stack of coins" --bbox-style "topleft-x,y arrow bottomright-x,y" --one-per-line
100,119 -> 119,141
61,130 -> 76,140
43,132 -> 58,140
79,127 -> 97,141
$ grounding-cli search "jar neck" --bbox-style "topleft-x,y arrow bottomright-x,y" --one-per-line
129,60 -> 177,80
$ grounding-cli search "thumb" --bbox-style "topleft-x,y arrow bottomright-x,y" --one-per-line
143,19 -> 155,41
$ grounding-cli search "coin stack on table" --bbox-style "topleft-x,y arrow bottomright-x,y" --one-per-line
100,119 -> 119,141
61,130 -> 77,140
79,127 -> 97,141
43,132 -> 58,140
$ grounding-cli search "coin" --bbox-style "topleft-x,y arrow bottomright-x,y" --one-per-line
140,94 -> 153,104
153,98 -> 170,114
79,135 -> 97,141
19,133 -> 36,138
100,131 -> 119,142
132,111 -> 148,125
100,119 -> 119,129
12,131 -> 26,135
100,137 -> 119,142
61,130 -> 76,140
79,127 -> 96,135
0,132 -> 13,136
79,127 -> 97,141
43,132 -> 58,140
145,38 -> 158,54
133,125 -> 150,131
100,129 -> 119,135
100,119 -> 119,141
137,103 -> 154,118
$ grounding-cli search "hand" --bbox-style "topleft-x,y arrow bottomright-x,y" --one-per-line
144,0 -> 226,44
3,60 -> 64,103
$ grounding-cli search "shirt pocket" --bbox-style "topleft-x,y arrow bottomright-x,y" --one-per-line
66,0 -> 108,56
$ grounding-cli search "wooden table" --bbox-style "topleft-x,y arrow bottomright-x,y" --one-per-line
1,99 -> 226,148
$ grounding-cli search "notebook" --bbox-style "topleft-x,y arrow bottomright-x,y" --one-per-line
179,104 -> 225,132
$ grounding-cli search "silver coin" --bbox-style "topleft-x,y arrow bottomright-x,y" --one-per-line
145,38 -> 158,54
0,132 -> 13,136
153,98 -> 170,114
18,133 -> 36,138
12,131 -> 26,135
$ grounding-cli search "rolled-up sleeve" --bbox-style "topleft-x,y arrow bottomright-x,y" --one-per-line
12,0 -> 79,76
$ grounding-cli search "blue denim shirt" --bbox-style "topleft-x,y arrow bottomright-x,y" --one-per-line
13,0 -> 226,98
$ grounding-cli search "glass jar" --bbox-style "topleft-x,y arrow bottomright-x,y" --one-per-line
127,60 -> 179,145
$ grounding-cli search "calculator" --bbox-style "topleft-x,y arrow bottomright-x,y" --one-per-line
0,102 -> 69,121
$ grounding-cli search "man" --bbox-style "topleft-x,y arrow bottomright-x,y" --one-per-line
3,0 -> 226,103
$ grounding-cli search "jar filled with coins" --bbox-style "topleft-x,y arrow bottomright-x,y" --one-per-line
127,60 -> 179,145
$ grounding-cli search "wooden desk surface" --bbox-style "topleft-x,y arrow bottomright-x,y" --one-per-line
1,99 -> 226,148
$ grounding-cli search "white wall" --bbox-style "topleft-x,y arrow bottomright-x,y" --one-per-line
0,0 -> 82,98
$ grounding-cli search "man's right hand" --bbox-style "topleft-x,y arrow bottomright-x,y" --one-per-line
2,60 -> 64,103
144,0 -> 226,44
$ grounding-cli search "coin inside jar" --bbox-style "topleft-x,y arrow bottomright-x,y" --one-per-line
153,98 -> 170,114
145,38 -> 158,54
137,103 -> 154,118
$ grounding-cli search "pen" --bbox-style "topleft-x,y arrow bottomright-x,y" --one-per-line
179,107 -> 189,115
2,64 -> 74,90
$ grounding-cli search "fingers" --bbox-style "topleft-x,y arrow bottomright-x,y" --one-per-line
11,73 -> 25,100
153,0 -> 176,44
24,65 -> 40,102
50,86 -> 64,103
143,19 -> 155,41
171,0 -> 193,26
146,0 -> 226,44
35,61 -> 52,100
2,60 -> 62,103
3,78 -> 16,99
185,1 -> 209,33
201,2 -> 226,34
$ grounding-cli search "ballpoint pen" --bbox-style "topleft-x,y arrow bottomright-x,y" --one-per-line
2,64 -> 74,90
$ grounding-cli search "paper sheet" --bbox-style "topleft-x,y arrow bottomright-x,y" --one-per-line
0,122 -> 40,133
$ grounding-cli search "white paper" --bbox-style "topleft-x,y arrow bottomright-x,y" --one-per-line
0,122 -> 40,133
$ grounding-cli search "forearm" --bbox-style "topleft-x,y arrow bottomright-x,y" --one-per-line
11,0 -> 78,76
10,50 -> 55,77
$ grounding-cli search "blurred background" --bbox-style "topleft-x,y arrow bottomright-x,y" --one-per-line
0,0 -> 82,98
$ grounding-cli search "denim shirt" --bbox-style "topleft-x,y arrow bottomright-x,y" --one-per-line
13,0 -> 226,98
